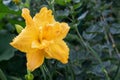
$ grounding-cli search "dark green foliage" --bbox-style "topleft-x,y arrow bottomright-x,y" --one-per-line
0,0 -> 120,80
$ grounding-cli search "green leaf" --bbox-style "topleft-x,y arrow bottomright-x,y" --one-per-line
7,76 -> 22,80
0,68 -> 7,80
73,2 -> 82,9
0,13 -> 7,19
0,30 -> 16,61
55,0 -> 71,6
72,0 -> 80,3
110,23 -> 120,34
56,9 -> 70,20
0,2 -> 21,19
83,31 -> 96,40
77,11 -> 88,20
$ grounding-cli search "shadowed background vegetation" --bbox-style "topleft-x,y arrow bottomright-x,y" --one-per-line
0,0 -> 120,80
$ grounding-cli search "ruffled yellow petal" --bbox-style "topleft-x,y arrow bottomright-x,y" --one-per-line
33,7 -> 55,27
10,8 -> 39,52
26,50 -> 44,71
43,22 -> 70,40
10,27 -> 38,52
45,40 -> 69,64
22,8 -> 33,26
58,22 -> 70,39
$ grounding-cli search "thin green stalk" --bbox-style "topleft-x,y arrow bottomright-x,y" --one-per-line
109,33 -> 120,80
109,33 -> 120,58
65,67 -> 69,80
75,25 -> 90,52
25,70 -> 34,80
103,69 -> 110,80
40,66 -> 46,80
75,25 -> 110,80
43,64 -> 52,80
104,30 -> 112,57
68,62 -> 76,80
113,61 -> 120,80
87,40 -> 110,80
101,16 -> 112,57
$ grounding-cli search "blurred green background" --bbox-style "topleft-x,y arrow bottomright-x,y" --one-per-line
0,0 -> 120,80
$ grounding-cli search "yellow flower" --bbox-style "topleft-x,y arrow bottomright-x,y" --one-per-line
12,0 -> 20,4
10,7 -> 70,71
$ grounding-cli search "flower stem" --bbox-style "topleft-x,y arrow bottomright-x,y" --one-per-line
40,66 -> 46,80
75,24 -> 110,80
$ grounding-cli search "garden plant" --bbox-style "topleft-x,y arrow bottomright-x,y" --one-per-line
0,0 -> 120,80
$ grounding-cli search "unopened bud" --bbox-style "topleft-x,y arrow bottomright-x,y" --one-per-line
15,24 -> 23,34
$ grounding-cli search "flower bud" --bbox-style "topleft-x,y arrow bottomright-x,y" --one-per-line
15,24 -> 23,34
25,70 -> 34,80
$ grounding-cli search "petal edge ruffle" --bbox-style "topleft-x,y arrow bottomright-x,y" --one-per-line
45,40 -> 69,64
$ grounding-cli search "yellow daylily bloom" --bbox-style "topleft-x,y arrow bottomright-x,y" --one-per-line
10,7 -> 70,71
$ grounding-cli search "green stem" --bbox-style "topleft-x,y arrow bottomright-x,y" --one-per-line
68,62 -> 76,80
40,66 -> 46,80
103,69 -> 110,80
75,25 -> 110,80
101,16 -> 112,57
25,70 -> 34,80
109,33 -> 120,58
113,61 -> 120,80
65,67 -> 69,80
75,25 -> 90,52
43,64 -> 52,80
